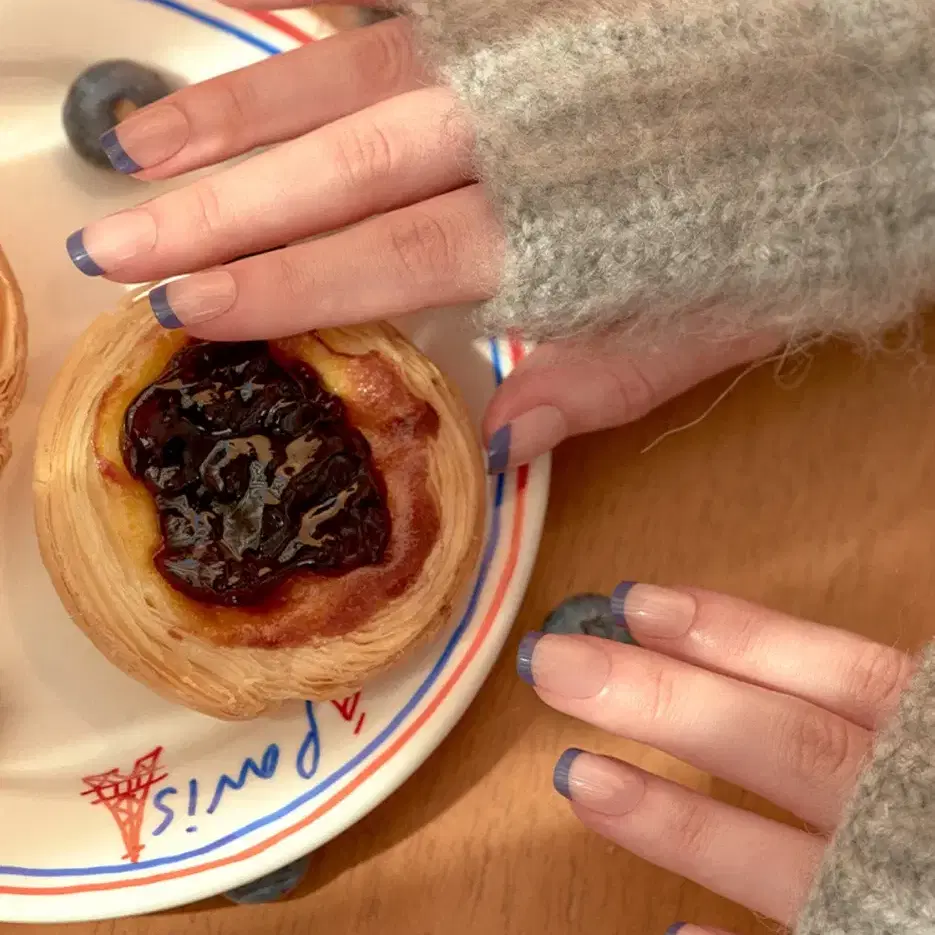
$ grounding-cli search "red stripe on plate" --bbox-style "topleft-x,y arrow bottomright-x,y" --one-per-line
245,10 -> 315,45
0,342 -> 529,896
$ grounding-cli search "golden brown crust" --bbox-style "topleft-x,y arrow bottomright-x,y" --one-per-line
0,246 -> 27,474
34,286 -> 486,719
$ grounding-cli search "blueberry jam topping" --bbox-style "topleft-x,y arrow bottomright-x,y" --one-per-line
122,341 -> 390,607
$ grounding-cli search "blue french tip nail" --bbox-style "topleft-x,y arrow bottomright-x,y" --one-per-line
553,748 -> 583,800
516,631 -> 542,686
664,925 -> 686,935
100,127 -> 142,174
66,229 -> 104,277
487,423 -> 511,475
610,581 -> 637,622
148,284 -> 183,329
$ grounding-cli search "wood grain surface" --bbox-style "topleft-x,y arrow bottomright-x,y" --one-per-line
15,324 -> 935,935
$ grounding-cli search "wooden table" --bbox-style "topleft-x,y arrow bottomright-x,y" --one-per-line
16,323 -> 935,934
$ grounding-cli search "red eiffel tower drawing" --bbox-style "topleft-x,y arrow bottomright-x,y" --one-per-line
82,747 -> 168,863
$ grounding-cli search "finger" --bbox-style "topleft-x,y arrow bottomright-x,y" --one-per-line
69,88 -> 471,283
482,331 -> 782,472
103,18 -> 420,178
613,583 -> 914,731
519,633 -> 870,830
142,185 -> 502,339
555,751 -> 823,925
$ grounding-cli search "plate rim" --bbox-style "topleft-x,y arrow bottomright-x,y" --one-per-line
0,1 -> 551,920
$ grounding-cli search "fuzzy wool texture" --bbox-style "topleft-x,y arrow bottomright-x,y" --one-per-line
403,0 -> 935,345
398,3 -> 935,929
795,643 -> 935,934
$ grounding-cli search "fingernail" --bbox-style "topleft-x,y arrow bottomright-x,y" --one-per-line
487,424 -> 511,474
100,128 -> 141,174
148,284 -> 182,329
67,210 -> 157,275
665,926 -> 687,935
612,583 -> 696,638
65,229 -> 104,277
487,405 -> 566,474
516,632 -> 611,698
553,749 -> 643,815
101,104 -> 189,172
150,271 -> 237,329
516,631 -> 542,686
552,747 -> 583,799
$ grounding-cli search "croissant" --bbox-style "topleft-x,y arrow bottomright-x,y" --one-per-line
34,287 -> 485,719
0,246 -> 27,474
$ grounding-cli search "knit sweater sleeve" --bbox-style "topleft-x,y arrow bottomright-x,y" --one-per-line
402,0 -> 935,344
795,644 -> 935,935
398,3 -> 935,929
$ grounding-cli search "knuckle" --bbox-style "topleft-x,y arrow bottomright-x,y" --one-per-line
186,181 -> 226,238
603,358 -> 662,423
780,705 -> 855,787
844,644 -> 913,716
710,601 -> 764,660
667,799 -> 713,859
333,121 -> 396,189
387,211 -> 458,284
352,20 -> 414,93
212,77 -> 256,147
274,252 -> 311,303
639,661 -> 678,725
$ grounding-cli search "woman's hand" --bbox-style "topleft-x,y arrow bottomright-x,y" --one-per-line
67,15 -> 500,334
481,330 -> 781,472
66,5 -> 782,469
518,585 -> 915,933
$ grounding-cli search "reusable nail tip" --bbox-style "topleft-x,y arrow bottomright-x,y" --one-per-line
486,423 -> 511,475
553,748 -> 583,801
100,127 -> 142,174
516,631 -> 542,686
65,229 -> 104,277
610,581 -> 637,622
148,284 -> 183,329
664,925 -> 686,935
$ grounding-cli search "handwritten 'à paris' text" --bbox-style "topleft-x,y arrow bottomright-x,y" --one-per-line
152,700 -> 322,836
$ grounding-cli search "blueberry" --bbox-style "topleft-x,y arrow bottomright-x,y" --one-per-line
63,60 -> 174,168
542,593 -> 636,644
224,855 -> 312,905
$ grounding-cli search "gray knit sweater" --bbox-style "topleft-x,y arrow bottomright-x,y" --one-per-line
399,1 -> 935,931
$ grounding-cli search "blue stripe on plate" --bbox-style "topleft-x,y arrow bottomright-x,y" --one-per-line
140,0 -> 282,54
0,335 -> 508,877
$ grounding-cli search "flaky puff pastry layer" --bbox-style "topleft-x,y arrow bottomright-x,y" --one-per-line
0,246 -> 27,474
34,287 -> 485,719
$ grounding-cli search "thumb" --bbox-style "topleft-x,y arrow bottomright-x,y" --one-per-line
483,331 -> 782,473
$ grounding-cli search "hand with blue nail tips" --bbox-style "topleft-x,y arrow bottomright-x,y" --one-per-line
64,1 -> 780,479
520,583 -> 915,934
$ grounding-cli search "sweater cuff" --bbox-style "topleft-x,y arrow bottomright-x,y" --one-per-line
795,643 -> 935,934
404,0 -> 935,344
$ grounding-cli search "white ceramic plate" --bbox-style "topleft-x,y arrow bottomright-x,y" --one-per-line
0,0 -> 549,922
